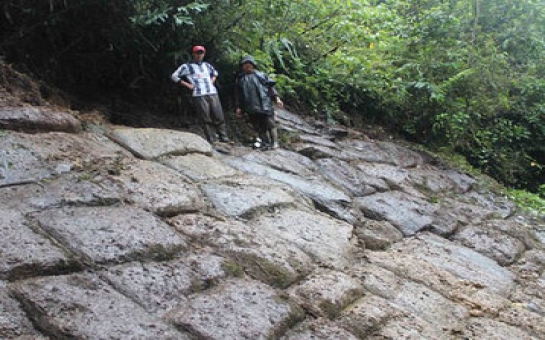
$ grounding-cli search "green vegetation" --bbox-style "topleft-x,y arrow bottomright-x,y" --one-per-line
221,260 -> 245,278
1,0 -> 544,195
507,186 -> 545,215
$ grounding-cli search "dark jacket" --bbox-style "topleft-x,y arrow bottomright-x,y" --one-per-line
236,71 -> 278,116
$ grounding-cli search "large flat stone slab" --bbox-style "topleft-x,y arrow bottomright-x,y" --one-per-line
0,131 -> 129,186
275,108 -> 316,134
161,153 -> 239,181
361,252 -> 511,317
354,219 -> 404,250
316,159 -> 383,196
166,279 -> 304,340
384,232 -> 516,296
116,159 -> 204,215
201,175 -> 308,217
100,260 -> 193,315
240,148 -> 319,178
388,281 -> 468,332
251,209 -> 356,269
100,250 -> 231,315
0,106 -> 81,133
356,191 -> 438,236
169,214 -> 314,288
293,143 -> 366,162
10,273 -> 188,339
499,302 -> 545,339
0,209 -> 77,281
365,313 -> 449,340
356,162 -> 410,188
430,197 -> 498,235
11,174 -> 124,211
355,263 -> 469,335
463,190 -> 516,219
0,184 -> 47,214
223,157 -> 357,223
19,158 -> 205,216
298,134 -> 339,148
32,206 -> 187,265
406,167 -> 474,194
374,141 -> 425,167
281,318 -> 360,340
498,302 -> 545,339
483,219 -> 543,250
0,284 -> 46,339
287,270 -> 364,318
338,294 -> 402,338
463,318 -> 539,340
453,224 -> 526,266
108,127 -> 212,159
337,139 -> 424,167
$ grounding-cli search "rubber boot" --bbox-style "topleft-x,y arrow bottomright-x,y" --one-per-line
202,124 -> 216,143
269,128 -> 279,149
217,123 -> 230,143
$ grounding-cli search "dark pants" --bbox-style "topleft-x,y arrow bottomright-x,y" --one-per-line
192,94 -> 227,142
249,114 -> 276,145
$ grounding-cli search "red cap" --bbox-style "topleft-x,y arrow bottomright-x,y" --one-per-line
192,45 -> 206,53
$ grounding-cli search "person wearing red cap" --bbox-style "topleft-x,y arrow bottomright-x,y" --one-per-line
171,45 -> 229,143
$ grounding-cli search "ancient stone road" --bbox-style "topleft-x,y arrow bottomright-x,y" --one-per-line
0,107 -> 544,339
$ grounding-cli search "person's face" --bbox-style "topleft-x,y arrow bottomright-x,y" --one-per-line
242,62 -> 255,74
192,50 -> 205,61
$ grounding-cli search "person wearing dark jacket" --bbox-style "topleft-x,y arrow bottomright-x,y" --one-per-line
235,56 -> 283,149
171,45 -> 229,143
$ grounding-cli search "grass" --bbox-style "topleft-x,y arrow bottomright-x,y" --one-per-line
506,187 -> 545,216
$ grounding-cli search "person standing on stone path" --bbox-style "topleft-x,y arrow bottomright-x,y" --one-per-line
235,56 -> 283,150
171,45 -> 230,143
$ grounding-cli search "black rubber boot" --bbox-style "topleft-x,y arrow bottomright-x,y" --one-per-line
203,124 -> 216,143
269,128 -> 279,149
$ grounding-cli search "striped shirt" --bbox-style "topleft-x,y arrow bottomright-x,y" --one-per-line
171,61 -> 218,97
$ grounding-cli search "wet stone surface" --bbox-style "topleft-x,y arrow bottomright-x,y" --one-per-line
160,153 -> 239,181
108,127 -> 212,159
354,219 -> 404,250
386,233 -> 516,296
31,206 -> 187,265
356,191 -> 438,236
453,224 -> 526,266
1,104 -> 543,339
115,159 -> 205,215
287,270 -> 364,318
251,208 -> 357,270
201,175 -> 305,217
316,158 -> 379,197
166,279 -> 305,340
10,273 -> 189,339
0,106 -> 81,133
0,284 -> 44,339
337,293 -> 402,338
169,214 -> 314,288
0,209 -> 76,281
100,251 -> 231,315
280,318 -> 360,340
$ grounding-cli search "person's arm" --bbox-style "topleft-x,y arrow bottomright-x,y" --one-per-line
261,72 -> 283,108
171,64 -> 196,90
208,63 -> 219,84
268,84 -> 283,108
